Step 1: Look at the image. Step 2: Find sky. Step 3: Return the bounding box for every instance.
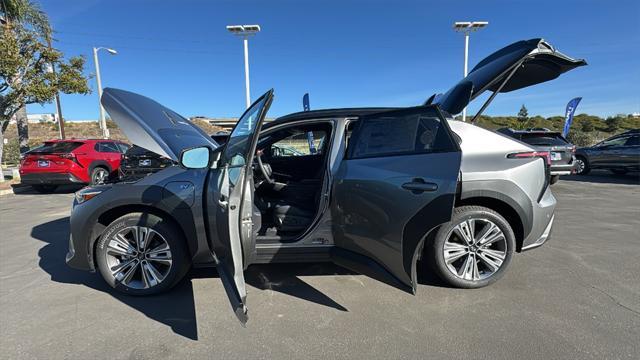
[27,0,640,120]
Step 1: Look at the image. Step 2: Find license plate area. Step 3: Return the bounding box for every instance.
[139,159,152,167]
[550,152,562,161]
[37,160,50,167]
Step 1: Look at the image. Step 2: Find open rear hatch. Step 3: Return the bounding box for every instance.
[430,38,587,119]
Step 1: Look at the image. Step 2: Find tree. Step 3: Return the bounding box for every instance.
[517,104,529,129]
[580,119,595,132]
[605,116,623,133]
[0,24,91,171]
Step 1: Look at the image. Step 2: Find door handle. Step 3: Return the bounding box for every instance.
[402,180,438,193]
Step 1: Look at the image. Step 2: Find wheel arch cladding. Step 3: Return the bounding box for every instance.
[456,196,526,252]
[89,160,113,175]
[92,204,195,263]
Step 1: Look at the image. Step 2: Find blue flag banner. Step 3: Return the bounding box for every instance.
[562,97,582,137]
[307,131,317,154]
[303,93,310,112]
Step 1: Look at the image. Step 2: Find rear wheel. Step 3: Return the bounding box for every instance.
[428,206,515,289]
[96,213,190,295]
[32,184,57,193]
[90,166,110,185]
[574,156,589,175]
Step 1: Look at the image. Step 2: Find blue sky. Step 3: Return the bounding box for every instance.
[28,0,640,120]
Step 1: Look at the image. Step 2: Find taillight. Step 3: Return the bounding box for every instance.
[571,145,576,154]
[507,151,551,165]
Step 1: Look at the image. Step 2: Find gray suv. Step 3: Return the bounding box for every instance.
[66,38,585,324]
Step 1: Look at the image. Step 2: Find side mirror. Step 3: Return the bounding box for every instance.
[180,147,211,169]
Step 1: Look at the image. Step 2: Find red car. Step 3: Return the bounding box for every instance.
[19,139,130,193]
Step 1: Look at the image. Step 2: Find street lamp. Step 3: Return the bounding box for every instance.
[92,46,117,138]
[226,24,261,108]
[453,21,488,121]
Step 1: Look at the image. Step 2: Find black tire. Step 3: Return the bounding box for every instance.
[428,205,515,289]
[32,184,58,193]
[574,156,590,175]
[610,169,628,175]
[96,212,190,295]
[550,175,560,185]
[90,166,110,185]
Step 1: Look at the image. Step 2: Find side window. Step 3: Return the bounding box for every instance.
[116,143,131,153]
[624,136,639,146]
[97,142,120,153]
[348,109,454,159]
[599,136,628,148]
[271,130,327,157]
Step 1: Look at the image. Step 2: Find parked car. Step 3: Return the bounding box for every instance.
[19,139,130,193]
[497,128,576,184]
[574,129,640,175]
[67,38,585,324]
[119,145,175,181]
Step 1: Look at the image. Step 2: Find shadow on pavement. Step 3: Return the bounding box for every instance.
[561,170,640,185]
[31,216,350,339]
[13,184,85,195]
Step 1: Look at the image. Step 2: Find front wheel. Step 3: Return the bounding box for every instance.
[96,213,190,295]
[428,206,515,289]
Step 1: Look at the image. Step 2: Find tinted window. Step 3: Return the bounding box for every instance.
[349,110,453,159]
[624,136,639,146]
[598,136,628,147]
[97,142,121,153]
[29,141,83,154]
[116,143,131,153]
[520,135,569,146]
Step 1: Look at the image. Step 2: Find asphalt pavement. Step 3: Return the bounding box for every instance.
[0,172,639,359]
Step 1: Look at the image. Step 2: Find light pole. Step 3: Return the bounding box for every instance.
[92,46,117,138]
[226,24,261,109]
[453,21,488,121]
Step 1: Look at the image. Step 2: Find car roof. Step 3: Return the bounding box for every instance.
[269,107,399,127]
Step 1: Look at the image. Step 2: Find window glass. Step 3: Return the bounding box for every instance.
[271,130,327,157]
[98,142,120,153]
[598,136,628,147]
[116,143,131,153]
[349,112,451,159]
[624,136,639,146]
[29,141,83,154]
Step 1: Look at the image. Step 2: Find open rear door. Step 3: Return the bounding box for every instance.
[331,106,461,293]
[208,90,273,325]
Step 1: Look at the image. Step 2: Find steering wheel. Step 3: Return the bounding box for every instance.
[255,149,274,184]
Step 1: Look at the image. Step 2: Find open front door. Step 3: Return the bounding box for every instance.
[209,90,273,325]
[331,106,461,293]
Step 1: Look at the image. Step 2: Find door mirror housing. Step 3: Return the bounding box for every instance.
[180,147,211,169]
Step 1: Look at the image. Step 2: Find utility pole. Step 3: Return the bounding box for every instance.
[92,47,117,139]
[453,21,489,121]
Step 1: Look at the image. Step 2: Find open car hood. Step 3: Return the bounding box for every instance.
[433,38,587,114]
[101,88,219,161]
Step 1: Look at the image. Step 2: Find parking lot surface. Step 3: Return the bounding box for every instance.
[1,173,639,359]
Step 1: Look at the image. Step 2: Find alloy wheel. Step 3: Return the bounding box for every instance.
[105,226,173,289]
[92,168,109,185]
[575,159,585,174]
[443,218,507,281]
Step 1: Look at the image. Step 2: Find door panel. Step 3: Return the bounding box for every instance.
[207,90,273,325]
[331,106,461,293]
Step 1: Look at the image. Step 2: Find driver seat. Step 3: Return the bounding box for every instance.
[272,202,314,232]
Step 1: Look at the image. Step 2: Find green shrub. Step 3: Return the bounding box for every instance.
[567,130,596,147]
[2,138,20,165]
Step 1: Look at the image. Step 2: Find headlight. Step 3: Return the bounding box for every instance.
[74,187,107,204]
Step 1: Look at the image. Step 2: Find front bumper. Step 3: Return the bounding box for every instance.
[21,172,85,185]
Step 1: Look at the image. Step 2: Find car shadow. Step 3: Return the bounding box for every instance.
[31,216,350,340]
[13,184,85,195]
[560,170,640,185]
